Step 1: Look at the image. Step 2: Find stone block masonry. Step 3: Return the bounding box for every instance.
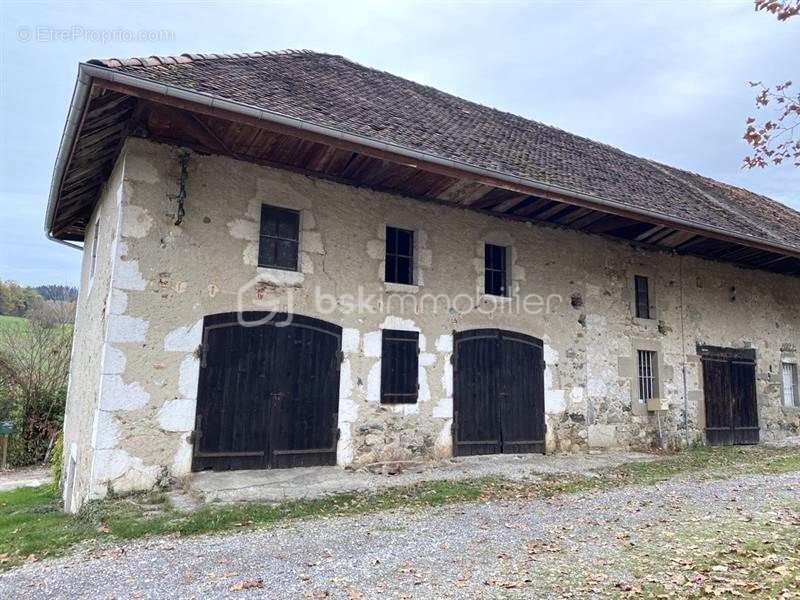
[61,137,800,512]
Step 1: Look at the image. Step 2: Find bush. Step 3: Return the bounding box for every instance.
[50,432,64,492]
[0,307,72,466]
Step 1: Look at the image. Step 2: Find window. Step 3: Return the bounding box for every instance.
[484,243,508,297]
[385,226,414,284]
[637,350,658,401]
[380,329,419,404]
[258,204,300,270]
[783,363,799,408]
[634,275,651,319]
[89,219,100,280]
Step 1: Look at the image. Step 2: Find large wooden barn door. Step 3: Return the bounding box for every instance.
[453,330,502,456]
[453,329,545,457]
[192,313,341,471]
[699,346,759,446]
[500,331,546,454]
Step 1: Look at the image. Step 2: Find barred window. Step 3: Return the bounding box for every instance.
[637,350,657,401]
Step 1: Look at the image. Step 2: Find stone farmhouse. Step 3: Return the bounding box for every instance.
[45,51,800,512]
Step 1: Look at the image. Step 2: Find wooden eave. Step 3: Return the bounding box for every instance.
[48,81,800,277]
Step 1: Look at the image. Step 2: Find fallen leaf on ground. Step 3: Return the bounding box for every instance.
[230,578,264,591]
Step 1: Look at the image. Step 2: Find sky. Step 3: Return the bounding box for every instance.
[1,0,798,287]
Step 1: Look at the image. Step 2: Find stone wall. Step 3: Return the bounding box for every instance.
[62,137,800,510]
[61,157,125,511]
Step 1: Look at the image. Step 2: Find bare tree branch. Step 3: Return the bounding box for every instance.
[743,1,800,168]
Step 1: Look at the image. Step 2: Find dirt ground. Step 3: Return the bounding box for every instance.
[0,466,50,493]
[2,469,798,599]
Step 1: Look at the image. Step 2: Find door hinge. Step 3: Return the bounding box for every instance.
[337,427,341,440]
[336,350,344,364]
[188,430,197,444]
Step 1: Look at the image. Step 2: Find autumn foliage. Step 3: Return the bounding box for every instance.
[743,1,799,168]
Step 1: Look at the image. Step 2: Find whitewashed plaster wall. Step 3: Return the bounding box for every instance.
[62,137,800,508]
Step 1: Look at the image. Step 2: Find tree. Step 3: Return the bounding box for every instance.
[0,302,73,465]
[34,285,78,303]
[0,280,40,317]
[743,1,800,168]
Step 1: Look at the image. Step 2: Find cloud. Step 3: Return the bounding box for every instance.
[1,1,797,287]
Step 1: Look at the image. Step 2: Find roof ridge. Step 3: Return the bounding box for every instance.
[87,48,324,69]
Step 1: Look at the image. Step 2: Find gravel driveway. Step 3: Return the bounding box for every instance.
[2,471,798,599]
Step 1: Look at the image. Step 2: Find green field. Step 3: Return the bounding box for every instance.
[0,315,27,330]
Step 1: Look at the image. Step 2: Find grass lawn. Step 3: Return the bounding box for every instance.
[0,315,27,331]
[0,445,798,571]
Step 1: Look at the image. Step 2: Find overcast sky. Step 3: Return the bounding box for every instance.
[1,0,798,287]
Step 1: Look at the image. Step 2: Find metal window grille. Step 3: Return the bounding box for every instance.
[783,363,799,408]
[637,350,657,401]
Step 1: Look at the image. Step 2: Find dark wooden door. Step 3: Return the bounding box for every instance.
[699,346,759,446]
[453,330,502,456]
[453,329,545,456]
[192,312,341,471]
[500,331,546,454]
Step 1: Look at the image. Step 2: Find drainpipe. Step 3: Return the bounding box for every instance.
[679,254,690,449]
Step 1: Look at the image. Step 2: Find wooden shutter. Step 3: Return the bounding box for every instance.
[380,329,419,403]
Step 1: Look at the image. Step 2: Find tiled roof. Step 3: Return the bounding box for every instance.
[89,50,800,250]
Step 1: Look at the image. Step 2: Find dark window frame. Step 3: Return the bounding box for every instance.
[380,329,419,404]
[634,275,651,319]
[385,226,415,285]
[258,204,300,271]
[484,243,509,297]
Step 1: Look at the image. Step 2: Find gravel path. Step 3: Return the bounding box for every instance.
[2,471,798,599]
[0,467,50,493]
